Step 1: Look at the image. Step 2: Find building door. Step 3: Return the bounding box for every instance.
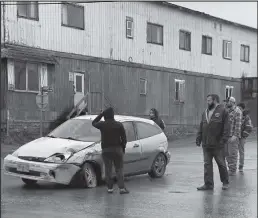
[73,73,85,109]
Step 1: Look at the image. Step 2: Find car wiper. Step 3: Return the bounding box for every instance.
[47,135,57,138]
[61,137,83,141]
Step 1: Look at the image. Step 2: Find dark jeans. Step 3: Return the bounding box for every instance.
[102,147,125,189]
[203,147,229,187]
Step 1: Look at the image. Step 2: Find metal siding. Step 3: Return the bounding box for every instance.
[1,60,8,130]
[4,49,242,126]
[3,2,256,79]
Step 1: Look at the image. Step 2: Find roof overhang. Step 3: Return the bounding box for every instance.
[1,45,58,64]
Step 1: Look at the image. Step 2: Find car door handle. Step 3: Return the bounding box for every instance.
[133,144,140,148]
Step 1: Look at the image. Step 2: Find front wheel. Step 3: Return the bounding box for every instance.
[148,153,167,178]
[80,162,98,188]
[22,178,38,186]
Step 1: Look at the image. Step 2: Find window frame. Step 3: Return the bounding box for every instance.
[61,3,85,30]
[122,121,137,142]
[134,121,163,140]
[147,22,164,46]
[179,30,191,51]
[7,59,48,93]
[223,40,232,60]
[202,35,212,55]
[225,85,234,99]
[17,1,39,21]
[175,79,185,103]
[139,78,147,96]
[126,16,133,39]
[240,44,250,63]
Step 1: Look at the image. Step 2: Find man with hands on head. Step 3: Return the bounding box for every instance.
[92,107,129,194]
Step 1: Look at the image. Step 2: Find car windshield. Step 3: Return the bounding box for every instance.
[48,119,101,142]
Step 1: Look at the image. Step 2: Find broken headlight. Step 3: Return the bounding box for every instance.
[44,152,73,163]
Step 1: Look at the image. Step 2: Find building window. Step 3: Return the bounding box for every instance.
[7,59,48,92]
[225,85,234,99]
[240,45,250,62]
[175,79,185,102]
[140,78,147,95]
[61,3,84,30]
[126,17,133,39]
[147,22,163,45]
[223,40,232,60]
[179,30,191,51]
[202,36,212,55]
[17,2,39,20]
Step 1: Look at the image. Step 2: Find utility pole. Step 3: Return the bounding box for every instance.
[40,87,43,137]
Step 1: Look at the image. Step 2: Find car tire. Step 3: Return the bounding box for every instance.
[148,153,167,178]
[80,162,98,188]
[22,178,38,186]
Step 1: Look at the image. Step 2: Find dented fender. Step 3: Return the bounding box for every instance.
[66,145,102,165]
[53,164,81,184]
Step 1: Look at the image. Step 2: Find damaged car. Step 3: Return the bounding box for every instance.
[3,115,171,188]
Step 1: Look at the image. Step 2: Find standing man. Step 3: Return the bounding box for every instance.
[225,97,243,176]
[237,102,253,173]
[196,94,230,190]
[149,108,165,130]
[92,107,129,194]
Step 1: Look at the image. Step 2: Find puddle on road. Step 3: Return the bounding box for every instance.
[168,191,188,194]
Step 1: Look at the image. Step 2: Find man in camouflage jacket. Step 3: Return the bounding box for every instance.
[237,102,253,173]
[225,97,243,176]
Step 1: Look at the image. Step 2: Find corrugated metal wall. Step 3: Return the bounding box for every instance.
[3,41,241,129]
[3,2,257,78]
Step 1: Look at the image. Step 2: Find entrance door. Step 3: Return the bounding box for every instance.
[73,73,85,109]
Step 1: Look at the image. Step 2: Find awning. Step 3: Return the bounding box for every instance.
[1,45,58,64]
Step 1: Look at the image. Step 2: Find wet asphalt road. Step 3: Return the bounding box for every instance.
[1,138,257,218]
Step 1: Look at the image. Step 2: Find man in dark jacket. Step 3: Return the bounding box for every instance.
[196,94,230,190]
[149,108,165,130]
[237,102,253,173]
[92,107,129,194]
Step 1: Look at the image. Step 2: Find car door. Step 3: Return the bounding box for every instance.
[134,121,164,171]
[122,121,143,174]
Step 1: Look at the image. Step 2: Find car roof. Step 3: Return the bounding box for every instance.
[73,114,155,125]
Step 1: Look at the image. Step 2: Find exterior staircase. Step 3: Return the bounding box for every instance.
[67,92,118,120]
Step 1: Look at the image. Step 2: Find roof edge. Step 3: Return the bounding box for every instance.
[159,2,257,32]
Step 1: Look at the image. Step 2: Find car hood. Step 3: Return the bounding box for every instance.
[14,137,95,158]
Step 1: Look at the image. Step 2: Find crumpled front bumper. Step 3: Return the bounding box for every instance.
[3,155,81,185]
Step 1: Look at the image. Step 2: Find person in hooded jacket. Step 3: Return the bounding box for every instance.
[237,102,253,173]
[149,108,165,130]
[92,107,129,194]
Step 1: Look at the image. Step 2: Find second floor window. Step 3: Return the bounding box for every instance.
[223,40,232,60]
[202,36,212,55]
[179,30,191,51]
[126,17,133,39]
[147,23,163,45]
[240,45,250,62]
[17,2,39,20]
[62,3,85,30]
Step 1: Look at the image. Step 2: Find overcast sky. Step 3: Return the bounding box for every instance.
[171,2,257,28]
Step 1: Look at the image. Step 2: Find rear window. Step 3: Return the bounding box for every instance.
[135,121,163,139]
[49,119,101,142]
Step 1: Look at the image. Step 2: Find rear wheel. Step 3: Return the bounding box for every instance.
[148,153,167,178]
[22,178,38,186]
